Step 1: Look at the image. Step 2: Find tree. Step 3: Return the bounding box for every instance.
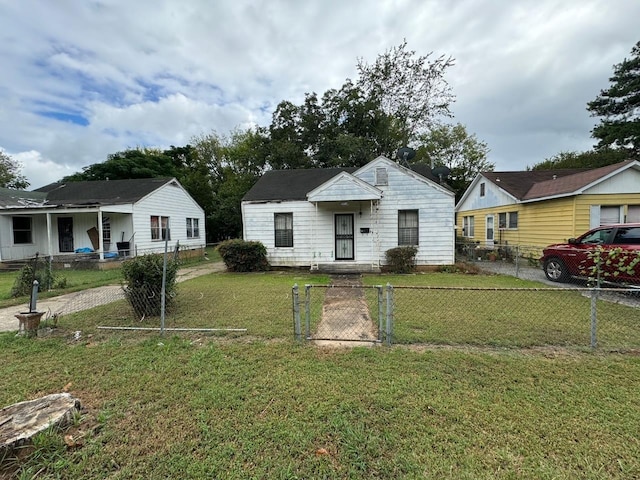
[530,148,630,170]
[190,128,269,241]
[266,41,456,170]
[587,40,640,155]
[356,40,455,145]
[415,123,492,200]
[0,150,29,189]
[63,148,178,181]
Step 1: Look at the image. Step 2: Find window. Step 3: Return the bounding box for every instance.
[498,212,507,229]
[600,206,621,225]
[613,227,640,245]
[398,210,419,245]
[150,215,170,241]
[480,182,485,197]
[13,217,32,244]
[627,205,640,223]
[274,213,293,247]
[375,167,388,186]
[498,211,518,229]
[186,218,200,238]
[102,217,111,245]
[463,216,475,237]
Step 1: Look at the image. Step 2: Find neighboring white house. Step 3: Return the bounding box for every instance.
[0,178,205,264]
[241,156,455,272]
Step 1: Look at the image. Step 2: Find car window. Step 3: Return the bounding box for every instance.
[612,227,640,245]
[580,228,613,245]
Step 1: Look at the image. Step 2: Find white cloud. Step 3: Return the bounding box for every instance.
[0,0,639,189]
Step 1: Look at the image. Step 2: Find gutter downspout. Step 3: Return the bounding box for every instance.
[46,212,53,261]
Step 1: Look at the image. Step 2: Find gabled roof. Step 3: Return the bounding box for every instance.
[242,167,357,202]
[0,188,47,208]
[480,160,639,202]
[307,171,382,202]
[242,160,444,202]
[36,177,177,206]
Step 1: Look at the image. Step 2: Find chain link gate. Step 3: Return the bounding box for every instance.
[292,284,394,345]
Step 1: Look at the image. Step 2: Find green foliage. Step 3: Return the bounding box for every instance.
[190,129,267,241]
[63,147,178,181]
[0,149,29,189]
[587,40,640,155]
[11,261,65,298]
[416,122,493,200]
[530,148,630,170]
[266,41,456,169]
[217,239,269,272]
[581,246,640,286]
[384,246,418,273]
[122,254,178,318]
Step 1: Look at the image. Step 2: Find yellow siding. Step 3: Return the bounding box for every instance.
[458,194,640,251]
[575,194,640,230]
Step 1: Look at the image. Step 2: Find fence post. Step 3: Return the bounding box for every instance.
[590,287,598,349]
[305,285,312,340]
[292,284,301,342]
[377,285,383,343]
[385,283,394,346]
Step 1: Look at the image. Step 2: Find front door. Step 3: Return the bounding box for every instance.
[485,215,494,247]
[335,214,354,260]
[58,217,74,252]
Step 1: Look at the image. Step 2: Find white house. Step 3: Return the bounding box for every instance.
[241,156,455,272]
[0,178,205,265]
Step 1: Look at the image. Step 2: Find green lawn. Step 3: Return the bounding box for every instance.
[1,270,640,478]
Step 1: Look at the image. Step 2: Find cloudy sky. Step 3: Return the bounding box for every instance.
[1,0,638,190]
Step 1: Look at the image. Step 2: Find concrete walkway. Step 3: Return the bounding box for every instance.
[0,262,226,333]
[313,275,378,347]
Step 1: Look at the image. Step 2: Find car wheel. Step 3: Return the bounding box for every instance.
[544,258,569,282]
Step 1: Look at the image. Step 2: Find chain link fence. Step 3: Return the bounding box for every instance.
[294,283,640,351]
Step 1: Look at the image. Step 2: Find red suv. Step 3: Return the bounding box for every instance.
[540,224,640,284]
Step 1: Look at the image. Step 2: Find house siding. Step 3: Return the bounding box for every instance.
[242,157,455,267]
[132,182,206,254]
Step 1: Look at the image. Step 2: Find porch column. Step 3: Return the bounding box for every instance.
[97,209,104,261]
[46,212,53,260]
[312,202,318,269]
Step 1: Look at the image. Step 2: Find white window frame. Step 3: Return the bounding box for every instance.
[463,216,475,238]
[151,215,170,241]
[12,216,33,245]
[186,218,200,238]
[398,210,419,246]
[274,213,293,248]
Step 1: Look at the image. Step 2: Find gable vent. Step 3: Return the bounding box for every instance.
[375,168,388,186]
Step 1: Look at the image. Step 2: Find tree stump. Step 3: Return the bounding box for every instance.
[0,393,81,452]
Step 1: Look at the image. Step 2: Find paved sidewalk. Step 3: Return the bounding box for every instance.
[313,275,378,347]
[0,262,226,333]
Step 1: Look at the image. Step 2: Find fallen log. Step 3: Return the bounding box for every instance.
[0,393,81,451]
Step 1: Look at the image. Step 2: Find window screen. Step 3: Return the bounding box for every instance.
[398,210,418,245]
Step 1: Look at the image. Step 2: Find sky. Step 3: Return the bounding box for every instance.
[1,0,638,190]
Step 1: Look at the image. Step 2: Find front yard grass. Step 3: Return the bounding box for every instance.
[1,270,639,478]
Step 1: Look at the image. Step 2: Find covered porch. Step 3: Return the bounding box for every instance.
[307,172,383,272]
[0,205,135,264]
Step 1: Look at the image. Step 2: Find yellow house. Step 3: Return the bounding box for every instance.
[455,160,640,254]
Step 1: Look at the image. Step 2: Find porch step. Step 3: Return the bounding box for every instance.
[0,260,28,271]
[313,263,381,274]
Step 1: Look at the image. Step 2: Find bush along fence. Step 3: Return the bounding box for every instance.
[293,283,640,351]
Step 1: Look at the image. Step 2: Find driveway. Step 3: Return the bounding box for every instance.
[0,262,226,333]
[477,260,640,307]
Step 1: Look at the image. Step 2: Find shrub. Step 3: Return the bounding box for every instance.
[217,239,269,272]
[122,254,178,318]
[385,246,418,274]
[11,259,66,298]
